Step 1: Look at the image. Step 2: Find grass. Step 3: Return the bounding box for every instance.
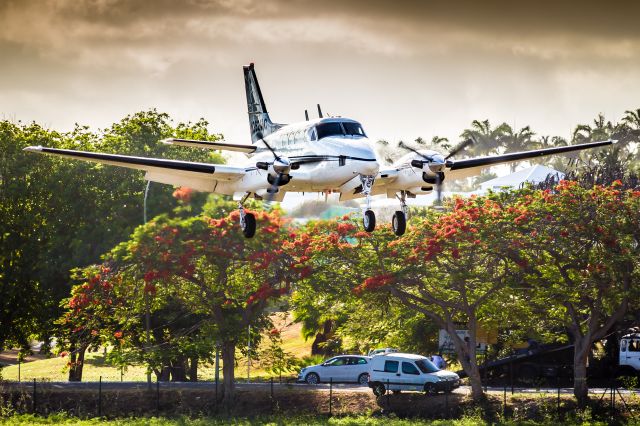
[0,413,631,425]
[0,313,313,383]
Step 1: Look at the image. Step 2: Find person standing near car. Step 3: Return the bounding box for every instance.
[430,354,446,369]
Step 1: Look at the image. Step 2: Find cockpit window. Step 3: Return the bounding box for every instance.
[316,122,344,140]
[315,121,367,140]
[343,122,366,137]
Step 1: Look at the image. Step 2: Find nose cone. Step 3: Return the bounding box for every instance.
[428,154,445,173]
[351,137,379,175]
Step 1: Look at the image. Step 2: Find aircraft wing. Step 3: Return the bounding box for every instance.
[161,138,257,153]
[23,146,246,192]
[446,139,614,181]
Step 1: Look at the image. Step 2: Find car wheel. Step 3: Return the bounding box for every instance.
[424,383,437,395]
[305,372,319,385]
[357,373,369,385]
[372,383,386,396]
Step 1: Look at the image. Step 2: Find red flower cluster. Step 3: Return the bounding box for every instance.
[172,186,193,202]
[353,273,394,295]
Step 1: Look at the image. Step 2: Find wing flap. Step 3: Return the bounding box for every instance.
[23,146,247,190]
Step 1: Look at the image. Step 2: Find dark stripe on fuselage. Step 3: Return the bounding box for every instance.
[37,147,218,174]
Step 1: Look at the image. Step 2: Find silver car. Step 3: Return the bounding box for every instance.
[298,355,371,385]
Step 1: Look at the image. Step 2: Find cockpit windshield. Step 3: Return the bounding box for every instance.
[315,121,367,140]
[316,122,343,140]
[343,122,366,137]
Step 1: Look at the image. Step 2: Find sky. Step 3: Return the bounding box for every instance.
[1,0,639,148]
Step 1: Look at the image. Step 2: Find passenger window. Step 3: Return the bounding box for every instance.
[357,358,368,365]
[622,340,627,352]
[384,360,399,373]
[402,362,420,375]
[630,340,640,352]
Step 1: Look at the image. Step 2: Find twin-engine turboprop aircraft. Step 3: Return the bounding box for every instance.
[25,64,614,238]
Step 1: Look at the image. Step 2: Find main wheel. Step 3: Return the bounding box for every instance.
[372,383,386,396]
[424,383,437,395]
[363,210,376,232]
[241,213,256,238]
[358,373,369,385]
[392,211,406,236]
[305,372,319,385]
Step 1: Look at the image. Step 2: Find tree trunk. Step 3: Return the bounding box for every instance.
[221,340,236,409]
[189,356,198,382]
[573,339,591,407]
[157,366,171,382]
[68,345,87,382]
[170,355,188,382]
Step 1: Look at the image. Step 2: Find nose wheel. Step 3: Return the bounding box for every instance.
[360,175,376,233]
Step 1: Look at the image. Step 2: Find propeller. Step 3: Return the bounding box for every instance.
[398,138,475,205]
[254,133,291,202]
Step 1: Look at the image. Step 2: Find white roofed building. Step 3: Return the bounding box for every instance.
[477,165,564,194]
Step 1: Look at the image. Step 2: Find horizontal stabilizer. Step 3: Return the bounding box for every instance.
[161,138,256,153]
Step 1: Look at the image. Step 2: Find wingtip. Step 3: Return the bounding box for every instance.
[23,145,43,152]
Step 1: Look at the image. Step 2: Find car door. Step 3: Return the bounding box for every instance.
[347,356,369,382]
[399,361,423,391]
[322,356,348,382]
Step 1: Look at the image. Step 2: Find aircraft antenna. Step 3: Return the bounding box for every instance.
[305,110,309,121]
[317,104,323,118]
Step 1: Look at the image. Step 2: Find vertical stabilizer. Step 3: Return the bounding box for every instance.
[243,64,283,143]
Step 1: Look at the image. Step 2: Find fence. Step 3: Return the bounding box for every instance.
[1,376,639,421]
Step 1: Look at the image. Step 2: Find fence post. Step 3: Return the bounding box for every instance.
[98,376,102,417]
[32,378,36,414]
[557,376,561,419]
[445,386,449,418]
[329,377,332,416]
[386,378,390,410]
[156,380,160,416]
[18,360,20,383]
[270,377,274,413]
[503,383,507,418]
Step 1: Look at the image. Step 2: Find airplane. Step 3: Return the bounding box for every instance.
[24,63,614,238]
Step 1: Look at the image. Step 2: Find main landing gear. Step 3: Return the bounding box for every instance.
[238,194,256,238]
[392,192,408,236]
[360,175,376,232]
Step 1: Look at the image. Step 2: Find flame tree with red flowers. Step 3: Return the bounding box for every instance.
[512,181,640,406]
[108,207,300,405]
[56,264,123,381]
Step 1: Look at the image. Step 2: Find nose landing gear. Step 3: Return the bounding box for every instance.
[360,175,376,232]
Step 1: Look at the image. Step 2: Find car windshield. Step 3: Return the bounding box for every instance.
[415,359,440,373]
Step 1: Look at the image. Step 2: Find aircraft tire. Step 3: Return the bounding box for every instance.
[242,213,256,238]
[363,210,376,232]
[392,211,406,236]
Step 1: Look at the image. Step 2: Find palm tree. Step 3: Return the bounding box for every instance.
[460,119,509,156]
[501,125,537,172]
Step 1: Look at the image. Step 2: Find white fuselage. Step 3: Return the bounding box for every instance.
[215,117,384,199]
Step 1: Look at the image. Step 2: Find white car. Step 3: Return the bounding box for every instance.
[298,355,371,385]
[368,353,460,396]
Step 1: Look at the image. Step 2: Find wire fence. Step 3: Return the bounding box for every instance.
[1,376,639,421]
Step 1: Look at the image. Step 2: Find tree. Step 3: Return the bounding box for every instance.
[460,119,510,156]
[109,208,302,405]
[517,181,640,405]
[500,125,536,172]
[0,111,224,353]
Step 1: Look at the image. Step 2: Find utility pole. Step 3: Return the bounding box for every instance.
[143,180,152,390]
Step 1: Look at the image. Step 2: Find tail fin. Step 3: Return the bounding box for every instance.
[243,63,283,143]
